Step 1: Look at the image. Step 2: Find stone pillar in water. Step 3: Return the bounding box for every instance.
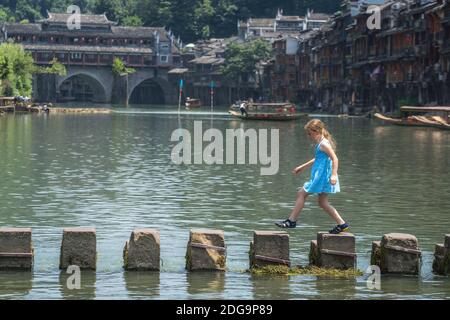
[433,234,450,275]
[249,231,290,268]
[371,241,381,266]
[123,229,160,271]
[186,229,227,271]
[372,233,421,275]
[60,227,97,270]
[0,228,34,270]
[309,232,356,269]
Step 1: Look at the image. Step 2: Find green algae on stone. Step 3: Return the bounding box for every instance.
[249,265,363,278]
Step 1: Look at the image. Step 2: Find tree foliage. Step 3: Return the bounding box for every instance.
[112,57,136,76]
[0,42,34,96]
[221,38,271,83]
[0,43,67,96]
[34,58,67,76]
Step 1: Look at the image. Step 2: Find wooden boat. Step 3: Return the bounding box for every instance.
[374,106,450,130]
[229,102,308,121]
[0,97,16,112]
[0,97,54,113]
[185,98,201,109]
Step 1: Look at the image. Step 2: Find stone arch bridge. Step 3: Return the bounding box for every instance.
[36,66,177,105]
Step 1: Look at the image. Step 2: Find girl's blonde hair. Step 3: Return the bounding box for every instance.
[304,119,337,150]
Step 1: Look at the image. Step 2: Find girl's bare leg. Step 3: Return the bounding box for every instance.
[318,193,346,225]
[288,188,310,221]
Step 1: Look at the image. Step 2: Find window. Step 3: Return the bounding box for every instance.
[70,52,82,60]
[160,55,168,63]
[57,53,66,61]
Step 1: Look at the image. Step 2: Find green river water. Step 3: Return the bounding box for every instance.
[0,105,449,299]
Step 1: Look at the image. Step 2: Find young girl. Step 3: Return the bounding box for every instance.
[276,119,349,234]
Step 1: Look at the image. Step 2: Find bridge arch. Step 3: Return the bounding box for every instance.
[57,72,108,103]
[128,75,174,105]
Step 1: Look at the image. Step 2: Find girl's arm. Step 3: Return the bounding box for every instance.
[320,143,339,185]
[292,158,315,174]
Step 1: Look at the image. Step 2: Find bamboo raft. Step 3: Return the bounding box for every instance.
[229,102,308,121]
[374,106,450,130]
[48,108,112,114]
[0,106,112,114]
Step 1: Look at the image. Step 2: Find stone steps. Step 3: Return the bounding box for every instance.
[1,227,449,277]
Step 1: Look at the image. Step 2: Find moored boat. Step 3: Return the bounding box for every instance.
[229,102,308,121]
[185,98,202,109]
[0,97,16,112]
[374,106,450,130]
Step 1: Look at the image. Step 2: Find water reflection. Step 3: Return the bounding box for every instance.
[186,271,225,297]
[312,276,357,300]
[251,274,291,300]
[377,275,423,298]
[58,270,96,300]
[0,271,33,299]
[123,271,160,299]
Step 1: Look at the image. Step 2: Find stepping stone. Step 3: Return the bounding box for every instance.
[433,235,450,276]
[432,243,447,275]
[371,241,381,266]
[124,229,160,271]
[379,233,421,275]
[249,231,290,268]
[60,227,96,270]
[309,240,318,266]
[0,228,34,270]
[314,232,356,270]
[186,229,226,271]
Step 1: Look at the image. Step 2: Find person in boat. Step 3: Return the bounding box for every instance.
[275,119,350,234]
[239,101,248,117]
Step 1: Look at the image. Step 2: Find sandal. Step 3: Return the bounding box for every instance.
[329,223,349,234]
[275,219,297,228]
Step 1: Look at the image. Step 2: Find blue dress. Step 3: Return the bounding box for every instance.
[302,138,340,194]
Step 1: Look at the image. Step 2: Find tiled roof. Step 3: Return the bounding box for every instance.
[248,18,275,27]
[42,12,115,25]
[22,43,153,54]
[112,27,169,40]
[308,13,330,21]
[4,23,42,34]
[4,23,169,40]
[277,15,303,21]
[189,56,224,65]
[168,68,189,74]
